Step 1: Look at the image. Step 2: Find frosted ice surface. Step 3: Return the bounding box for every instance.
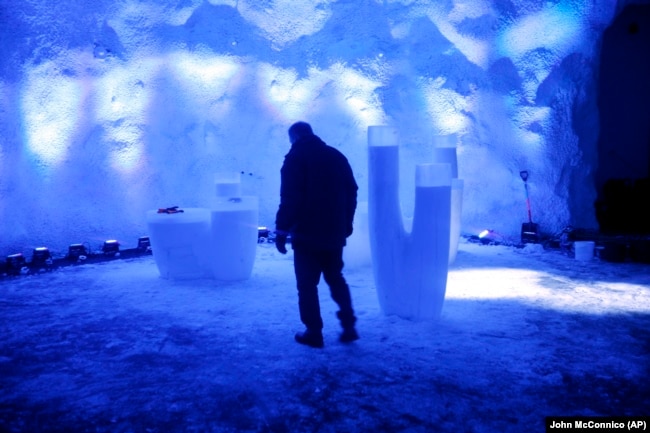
[146,208,211,280]
[343,202,371,269]
[207,197,259,281]
[449,179,464,265]
[215,182,242,198]
[431,147,459,179]
[214,173,243,198]
[145,197,259,281]
[0,1,613,258]
[368,127,452,321]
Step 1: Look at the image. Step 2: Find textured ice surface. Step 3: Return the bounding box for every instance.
[1,241,649,431]
[450,179,464,264]
[0,0,636,257]
[146,208,211,280]
[343,202,372,270]
[207,197,258,281]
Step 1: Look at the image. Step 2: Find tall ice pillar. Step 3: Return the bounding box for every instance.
[208,172,258,281]
[432,139,463,265]
[449,179,464,264]
[368,126,452,320]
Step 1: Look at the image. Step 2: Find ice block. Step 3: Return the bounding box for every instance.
[368,126,452,320]
[207,196,259,281]
[146,208,211,279]
[449,179,464,264]
[343,201,372,269]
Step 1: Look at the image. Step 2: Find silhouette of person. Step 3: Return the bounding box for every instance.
[275,121,359,348]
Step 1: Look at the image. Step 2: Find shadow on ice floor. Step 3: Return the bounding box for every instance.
[1,241,649,432]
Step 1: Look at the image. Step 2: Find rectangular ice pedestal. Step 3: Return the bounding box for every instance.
[146,208,211,279]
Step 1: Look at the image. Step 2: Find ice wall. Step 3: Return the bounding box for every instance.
[0,0,643,257]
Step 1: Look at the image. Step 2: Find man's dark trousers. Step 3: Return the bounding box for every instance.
[293,246,356,332]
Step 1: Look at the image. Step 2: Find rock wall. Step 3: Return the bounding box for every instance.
[0,0,643,256]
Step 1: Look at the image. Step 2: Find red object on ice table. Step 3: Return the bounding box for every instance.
[157,206,184,214]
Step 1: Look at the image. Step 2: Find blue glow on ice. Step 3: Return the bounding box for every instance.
[20,68,84,167]
[94,61,157,174]
[258,64,319,121]
[0,0,609,258]
[169,52,240,102]
[497,3,583,61]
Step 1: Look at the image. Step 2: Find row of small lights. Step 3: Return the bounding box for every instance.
[1,237,152,277]
[2,227,278,277]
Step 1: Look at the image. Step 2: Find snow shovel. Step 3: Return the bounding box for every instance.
[520,170,540,244]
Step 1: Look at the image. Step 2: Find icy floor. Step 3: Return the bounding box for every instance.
[1,240,649,432]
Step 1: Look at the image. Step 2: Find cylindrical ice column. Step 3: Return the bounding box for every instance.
[431,137,463,264]
[343,201,372,269]
[368,127,405,315]
[449,179,464,265]
[146,208,211,279]
[368,126,452,320]
[408,163,451,319]
[208,172,258,281]
[215,172,242,198]
[431,146,458,179]
[208,196,258,281]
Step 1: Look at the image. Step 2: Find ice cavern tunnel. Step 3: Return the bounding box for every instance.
[1,0,649,258]
[2,1,650,432]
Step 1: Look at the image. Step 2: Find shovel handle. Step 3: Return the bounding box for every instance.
[524,183,533,223]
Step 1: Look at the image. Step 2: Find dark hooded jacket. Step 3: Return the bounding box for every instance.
[275,133,358,250]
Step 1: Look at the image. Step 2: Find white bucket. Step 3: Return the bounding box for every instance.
[574,241,595,261]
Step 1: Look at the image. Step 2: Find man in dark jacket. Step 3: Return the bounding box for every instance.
[275,121,359,348]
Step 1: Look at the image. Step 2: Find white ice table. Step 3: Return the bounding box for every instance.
[146,208,211,280]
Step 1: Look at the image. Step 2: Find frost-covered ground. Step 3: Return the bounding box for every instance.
[1,239,649,432]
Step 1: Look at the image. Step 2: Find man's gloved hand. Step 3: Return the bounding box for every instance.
[274,231,288,254]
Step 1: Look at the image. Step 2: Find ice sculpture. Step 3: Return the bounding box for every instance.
[207,173,258,281]
[146,208,211,279]
[431,141,464,265]
[431,137,458,178]
[368,126,452,320]
[146,172,258,281]
[214,172,243,198]
[449,179,464,264]
[343,201,372,269]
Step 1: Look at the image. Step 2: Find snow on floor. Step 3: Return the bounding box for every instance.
[1,239,649,432]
